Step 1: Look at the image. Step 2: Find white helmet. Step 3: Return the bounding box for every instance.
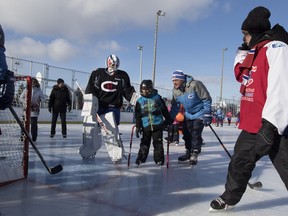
[106,54,120,75]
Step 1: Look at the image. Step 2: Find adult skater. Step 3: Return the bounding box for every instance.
[210,6,288,212]
[48,78,71,138]
[169,70,212,165]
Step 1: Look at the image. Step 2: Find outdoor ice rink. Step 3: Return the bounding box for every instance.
[0,123,287,216]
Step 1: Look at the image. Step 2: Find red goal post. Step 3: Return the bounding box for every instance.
[0,75,32,186]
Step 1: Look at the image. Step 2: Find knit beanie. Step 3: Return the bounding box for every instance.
[172,70,185,81]
[57,78,64,84]
[241,6,271,33]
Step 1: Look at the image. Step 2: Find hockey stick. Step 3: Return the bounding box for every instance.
[166,125,171,168]
[127,125,136,167]
[9,106,63,174]
[209,125,262,189]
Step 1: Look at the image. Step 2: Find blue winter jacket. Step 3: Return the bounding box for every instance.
[135,90,172,131]
[170,75,212,120]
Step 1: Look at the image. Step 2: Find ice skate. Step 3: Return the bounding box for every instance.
[190,150,199,165]
[178,150,190,164]
[156,161,164,166]
[209,197,234,212]
[135,158,143,167]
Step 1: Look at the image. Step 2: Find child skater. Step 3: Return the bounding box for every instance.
[134,80,173,166]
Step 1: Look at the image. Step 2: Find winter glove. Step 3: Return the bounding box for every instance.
[136,127,142,138]
[238,42,250,50]
[48,107,51,113]
[255,119,278,157]
[163,123,170,132]
[202,114,212,127]
[163,119,172,131]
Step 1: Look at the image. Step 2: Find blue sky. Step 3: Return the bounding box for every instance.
[1,0,288,101]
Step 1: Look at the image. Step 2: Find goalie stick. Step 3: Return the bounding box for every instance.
[9,106,63,175]
[209,125,263,190]
[95,111,125,150]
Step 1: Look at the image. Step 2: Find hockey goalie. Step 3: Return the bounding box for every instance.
[79,54,138,163]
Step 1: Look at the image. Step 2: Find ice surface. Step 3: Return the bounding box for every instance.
[0,123,287,216]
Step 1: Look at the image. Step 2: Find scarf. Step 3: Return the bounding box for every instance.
[239,40,270,95]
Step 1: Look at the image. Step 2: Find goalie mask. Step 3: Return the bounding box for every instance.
[106,54,120,75]
[140,79,154,97]
[0,70,15,110]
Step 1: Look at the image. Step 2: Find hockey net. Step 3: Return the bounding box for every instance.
[0,75,32,186]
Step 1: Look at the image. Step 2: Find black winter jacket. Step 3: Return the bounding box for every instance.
[48,85,71,113]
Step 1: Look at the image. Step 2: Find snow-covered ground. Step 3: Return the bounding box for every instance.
[0,123,287,216]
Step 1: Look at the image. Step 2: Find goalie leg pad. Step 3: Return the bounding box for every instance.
[100,112,124,162]
[79,116,102,159]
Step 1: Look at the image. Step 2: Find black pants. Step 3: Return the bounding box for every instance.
[182,119,204,153]
[31,117,38,141]
[50,112,67,135]
[137,129,164,164]
[221,130,288,205]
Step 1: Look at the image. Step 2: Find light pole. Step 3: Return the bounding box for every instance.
[137,45,143,84]
[152,10,166,86]
[220,48,228,103]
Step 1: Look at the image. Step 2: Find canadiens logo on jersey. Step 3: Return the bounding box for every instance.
[188,94,194,99]
[101,81,118,92]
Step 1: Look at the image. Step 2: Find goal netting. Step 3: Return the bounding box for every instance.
[0,75,32,185]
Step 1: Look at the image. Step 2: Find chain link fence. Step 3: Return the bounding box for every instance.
[6,56,240,115]
[7,56,174,109]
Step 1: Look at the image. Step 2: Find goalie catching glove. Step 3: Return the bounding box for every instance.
[0,70,15,110]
